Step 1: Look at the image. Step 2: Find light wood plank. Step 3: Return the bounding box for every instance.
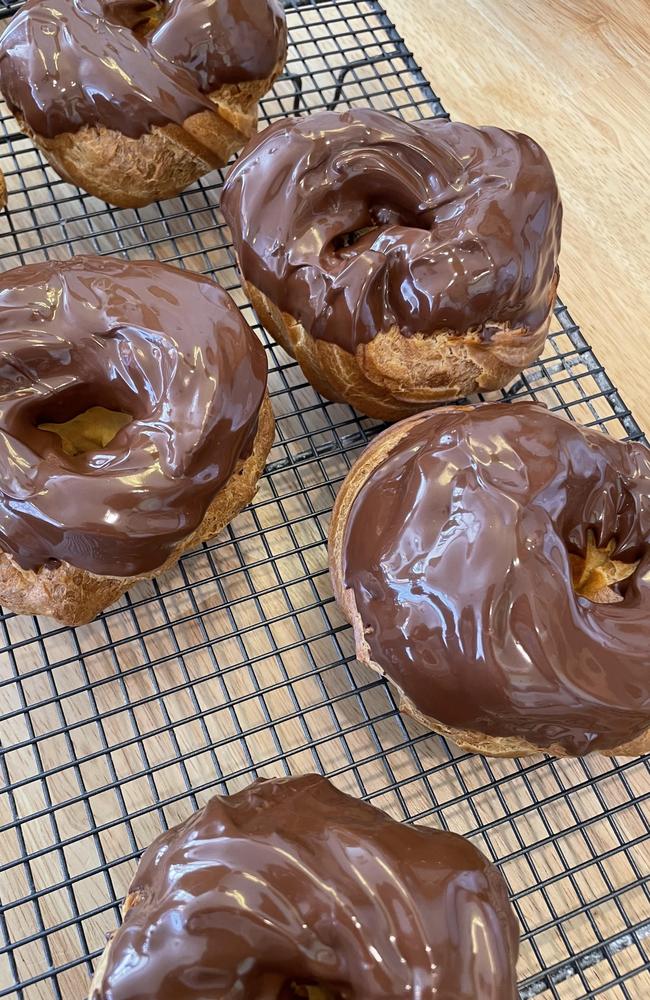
[383,0,650,432]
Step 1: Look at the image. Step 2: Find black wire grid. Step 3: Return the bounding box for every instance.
[0,1,648,998]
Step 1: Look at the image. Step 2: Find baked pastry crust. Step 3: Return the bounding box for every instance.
[328,410,649,757]
[0,396,274,626]
[246,276,558,422]
[19,65,284,208]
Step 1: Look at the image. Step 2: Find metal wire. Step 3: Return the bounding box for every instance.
[0,1,648,998]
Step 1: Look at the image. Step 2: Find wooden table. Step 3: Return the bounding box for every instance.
[383,0,650,433]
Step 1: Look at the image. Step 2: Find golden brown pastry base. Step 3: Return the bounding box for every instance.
[0,395,275,627]
[328,410,649,758]
[246,273,558,422]
[0,170,6,209]
[20,58,284,208]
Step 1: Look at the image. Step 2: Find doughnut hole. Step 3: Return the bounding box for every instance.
[331,205,423,259]
[570,530,640,604]
[332,226,379,255]
[39,407,132,456]
[281,982,344,1000]
[29,383,137,457]
[104,0,167,35]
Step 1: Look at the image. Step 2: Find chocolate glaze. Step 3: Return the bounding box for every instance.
[90,774,519,999]
[222,108,562,351]
[340,402,650,754]
[0,0,287,139]
[0,256,267,577]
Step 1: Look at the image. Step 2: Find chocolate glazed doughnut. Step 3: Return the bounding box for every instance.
[0,256,274,626]
[222,108,562,421]
[0,0,287,207]
[330,403,650,757]
[89,774,520,999]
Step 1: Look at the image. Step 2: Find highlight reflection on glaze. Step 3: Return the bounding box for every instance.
[222,108,562,349]
[341,403,650,754]
[0,0,287,138]
[90,774,519,999]
[0,256,267,577]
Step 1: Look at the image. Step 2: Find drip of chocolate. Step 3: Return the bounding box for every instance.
[340,402,650,754]
[90,774,519,999]
[0,0,287,139]
[0,256,268,577]
[222,108,562,349]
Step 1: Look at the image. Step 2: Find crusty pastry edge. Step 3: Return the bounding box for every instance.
[244,271,558,422]
[18,55,285,208]
[88,889,144,1000]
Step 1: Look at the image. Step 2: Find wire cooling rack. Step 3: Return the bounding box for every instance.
[0,1,648,998]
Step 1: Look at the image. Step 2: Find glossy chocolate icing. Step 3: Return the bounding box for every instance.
[340,402,650,754]
[90,773,519,999]
[222,108,562,351]
[0,0,287,139]
[0,256,267,577]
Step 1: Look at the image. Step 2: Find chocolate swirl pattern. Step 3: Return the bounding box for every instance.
[331,402,650,756]
[89,774,520,999]
[222,108,562,419]
[0,0,287,138]
[223,108,562,348]
[0,256,268,579]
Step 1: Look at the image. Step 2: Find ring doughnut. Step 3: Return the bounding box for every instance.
[0,255,274,625]
[89,773,519,999]
[222,108,562,420]
[329,402,650,756]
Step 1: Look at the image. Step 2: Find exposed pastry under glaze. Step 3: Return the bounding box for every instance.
[223,108,562,420]
[0,0,287,206]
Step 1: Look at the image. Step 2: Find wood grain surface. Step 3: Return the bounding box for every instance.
[383,0,650,433]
